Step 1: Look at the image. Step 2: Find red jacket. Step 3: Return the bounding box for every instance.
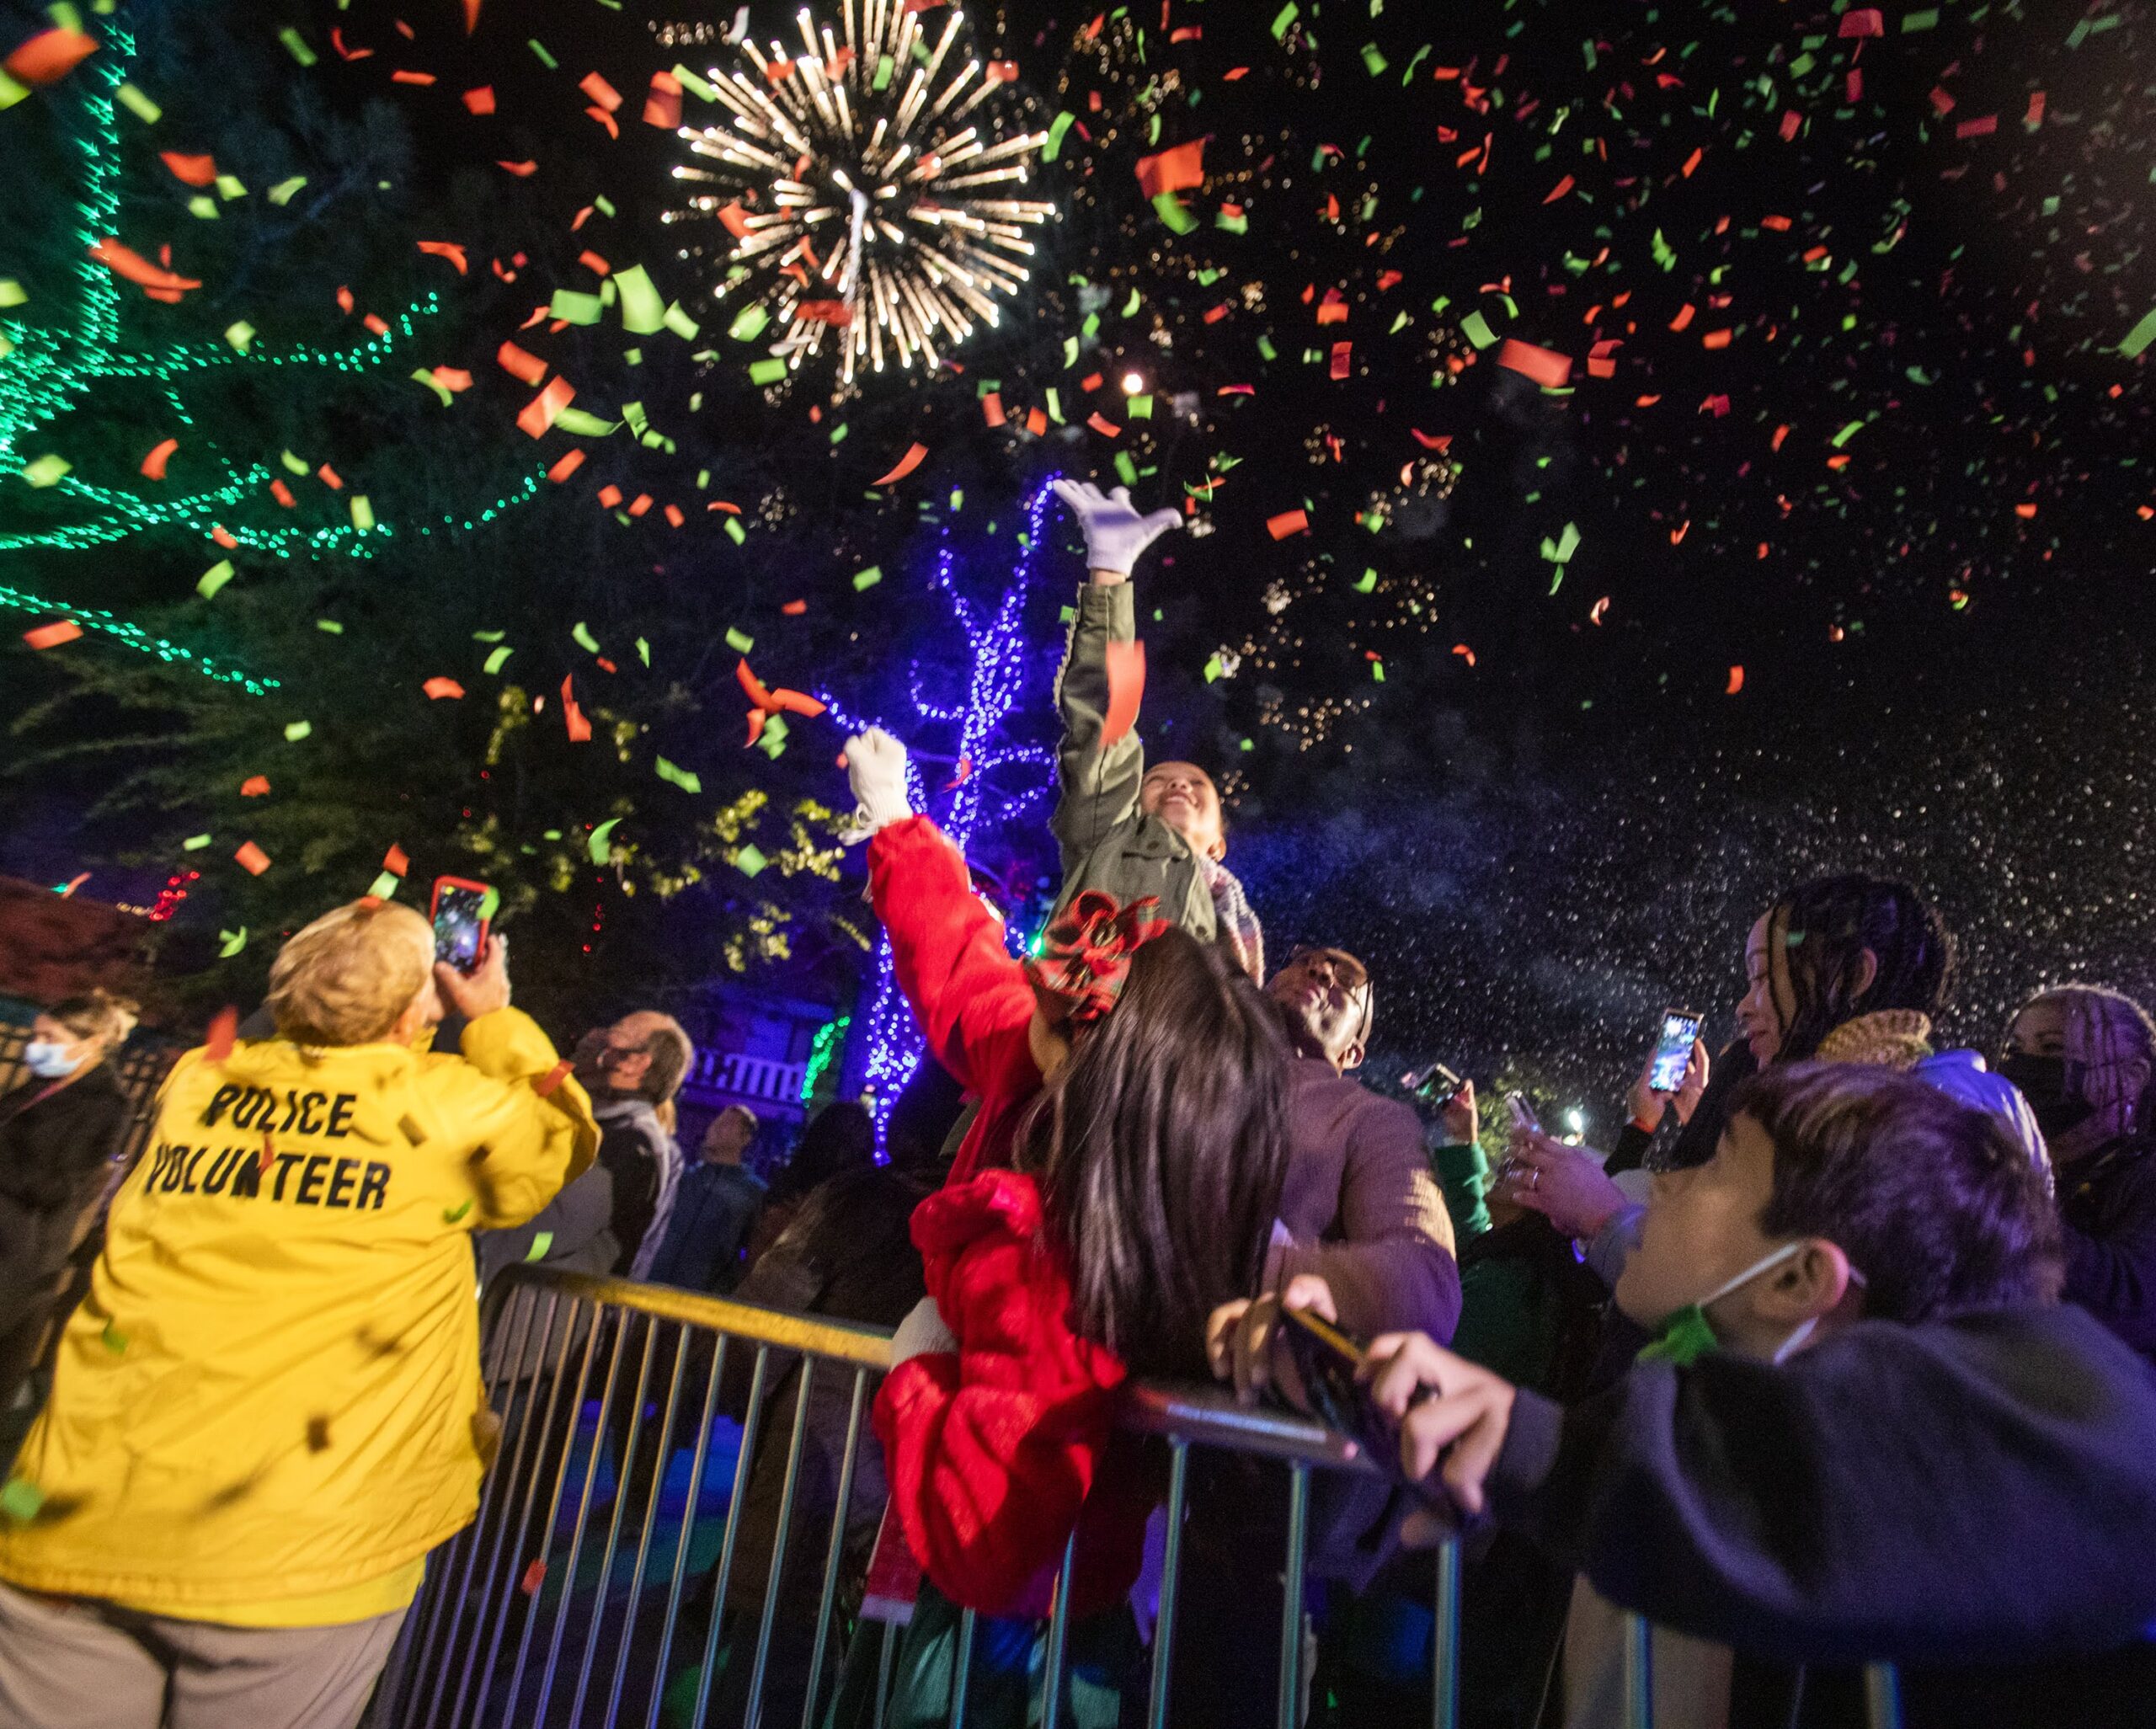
[869,814,1040,1183]
[867,816,1149,1617]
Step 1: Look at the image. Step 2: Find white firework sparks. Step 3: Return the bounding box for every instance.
[665,2,1054,383]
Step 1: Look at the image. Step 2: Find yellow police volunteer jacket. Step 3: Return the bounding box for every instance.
[0,1007,598,1617]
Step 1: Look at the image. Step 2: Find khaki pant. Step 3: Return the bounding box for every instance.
[0,1580,405,1729]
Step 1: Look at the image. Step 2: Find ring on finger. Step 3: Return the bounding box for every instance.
[1529,1166,1540,1192]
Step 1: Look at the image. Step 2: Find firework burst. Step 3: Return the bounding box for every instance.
[665,2,1054,383]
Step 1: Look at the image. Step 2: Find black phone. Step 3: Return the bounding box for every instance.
[1402,1060,1465,1105]
[1647,1007,1704,1094]
[430,876,492,974]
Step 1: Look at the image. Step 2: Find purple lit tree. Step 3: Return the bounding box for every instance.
[819,478,1064,1127]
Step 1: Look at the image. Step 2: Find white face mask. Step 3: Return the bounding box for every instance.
[24,1041,83,1080]
[1640,1239,1862,1368]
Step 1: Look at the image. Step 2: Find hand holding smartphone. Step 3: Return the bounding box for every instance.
[1646,1007,1704,1094]
[430,876,494,975]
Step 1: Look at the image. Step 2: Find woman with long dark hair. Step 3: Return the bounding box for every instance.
[839,728,1292,1726]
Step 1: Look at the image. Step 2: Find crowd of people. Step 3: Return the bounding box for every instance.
[0,482,2152,1727]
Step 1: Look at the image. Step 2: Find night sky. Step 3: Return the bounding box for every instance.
[5,0,2154,1129]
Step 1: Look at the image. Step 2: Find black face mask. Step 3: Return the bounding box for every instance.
[1997,1052,2098,1140]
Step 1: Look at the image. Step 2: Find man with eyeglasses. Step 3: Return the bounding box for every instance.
[1169,944,1462,1725]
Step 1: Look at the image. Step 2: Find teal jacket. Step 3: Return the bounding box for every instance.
[1050,581,1217,941]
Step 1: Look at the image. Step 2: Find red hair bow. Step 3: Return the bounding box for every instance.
[1025,891,1171,1026]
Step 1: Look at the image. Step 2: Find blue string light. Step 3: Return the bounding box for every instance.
[827,478,1063,1128]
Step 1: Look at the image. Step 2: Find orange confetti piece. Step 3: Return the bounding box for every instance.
[782,599,808,616]
[597,484,624,508]
[363,313,389,335]
[465,0,483,31]
[462,85,494,114]
[159,152,217,187]
[872,442,929,485]
[240,775,271,797]
[87,238,200,295]
[496,341,548,385]
[1725,665,1746,696]
[546,450,586,483]
[430,367,473,392]
[269,479,296,509]
[1542,174,1575,204]
[520,1559,548,1595]
[1086,412,1123,437]
[981,392,1006,428]
[533,1060,574,1099]
[576,249,611,277]
[23,620,83,650]
[383,844,409,876]
[1134,137,1206,199]
[141,437,179,480]
[1266,509,1310,540]
[516,376,576,439]
[1495,339,1572,389]
[2014,502,2037,519]
[1701,328,1733,350]
[579,71,622,111]
[1452,643,1477,667]
[423,677,466,700]
[233,841,272,876]
[1102,640,1146,745]
[204,1006,239,1064]
[643,70,682,129]
[1669,303,1696,333]
[391,70,438,86]
[3,28,96,86]
[496,160,538,177]
[561,675,591,744]
[417,241,469,275]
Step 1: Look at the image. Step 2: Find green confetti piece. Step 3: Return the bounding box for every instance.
[588,817,622,863]
[655,756,702,793]
[673,63,718,102]
[411,368,453,407]
[572,621,601,654]
[277,25,318,66]
[284,720,312,742]
[472,629,506,643]
[1203,653,1225,683]
[483,646,513,675]
[524,1230,554,1262]
[317,619,344,633]
[215,173,247,201]
[0,70,25,113]
[547,289,605,326]
[1830,419,1866,449]
[0,280,26,307]
[182,834,211,851]
[1043,110,1075,161]
[1215,207,1249,234]
[852,565,883,590]
[2118,307,2156,360]
[1126,393,1154,419]
[662,302,700,339]
[1354,567,1378,593]
[636,638,651,667]
[20,454,70,488]
[734,844,769,878]
[1257,334,1278,360]
[349,496,374,531]
[756,714,789,759]
[443,1198,474,1223]
[1371,659,1386,682]
[101,1320,128,1353]
[728,304,771,342]
[528,39,558,69]
[873,53,895,91]
[267,175,307,206]
[280,450,308,476]
[366,870,399,899]
[1271,1,1299,39]
[1360,42,1388,74]
[1044,387,1065,423]
[724,516,746,545]
[748,357,788,386]
[1,1479,44,1523]
[196,558,234,599]
[613,264,665,335]
[725,627,755,654]
[1460,309,1498,350]
[222,321,255,355]
[593,195,617,219]
[115,82,161,123]
[218,926,248,956]
[551,407,619,437]
[1113,450,1139,487]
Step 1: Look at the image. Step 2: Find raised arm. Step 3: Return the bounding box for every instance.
[1048,481,1181,880]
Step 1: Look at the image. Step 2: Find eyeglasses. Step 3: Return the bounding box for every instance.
[1285,947,1375,1039]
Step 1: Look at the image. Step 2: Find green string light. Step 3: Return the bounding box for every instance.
[1,19,542,691]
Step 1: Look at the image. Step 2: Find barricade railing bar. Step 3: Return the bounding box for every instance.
[374,1267,1905,1729]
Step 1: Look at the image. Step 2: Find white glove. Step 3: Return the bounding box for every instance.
[1051,478,1182,577]
[889,1294,958,1366]
[841,727,913,843]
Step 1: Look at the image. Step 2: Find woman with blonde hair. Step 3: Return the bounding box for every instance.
[0,989,138,1435]
[0,899,598,1729]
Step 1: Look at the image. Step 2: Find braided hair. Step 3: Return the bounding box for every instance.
[2014,985,2156,1141]
[1769,875,1955,1063]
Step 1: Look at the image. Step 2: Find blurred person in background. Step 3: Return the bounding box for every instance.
[0,902,595,1729]
[568,1010,693,1279]
[646,1104,763,1294]
[0,989,137,1460]
[2000,984,2156,1361]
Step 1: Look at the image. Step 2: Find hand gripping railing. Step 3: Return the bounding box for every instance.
[373,1267,1905,1729]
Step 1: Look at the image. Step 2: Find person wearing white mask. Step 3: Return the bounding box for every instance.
[0,990,138,1447]
[1265,1065,2156,1729]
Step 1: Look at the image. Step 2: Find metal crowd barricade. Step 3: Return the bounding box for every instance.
[376,1267,1905,1729]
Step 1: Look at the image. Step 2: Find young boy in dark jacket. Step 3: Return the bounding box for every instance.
[1352,1063,2156,1729]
